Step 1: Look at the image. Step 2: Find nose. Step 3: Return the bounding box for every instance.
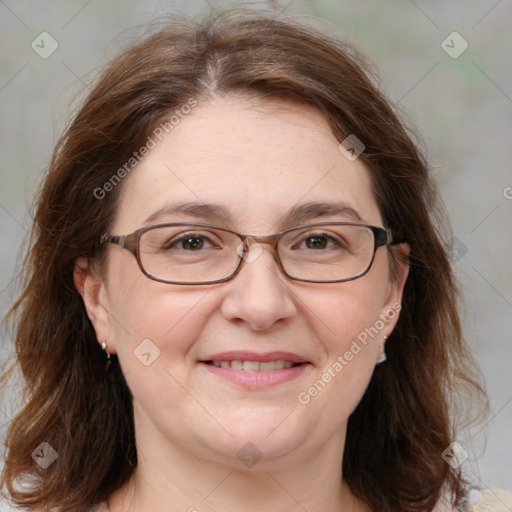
[220,241,297,331]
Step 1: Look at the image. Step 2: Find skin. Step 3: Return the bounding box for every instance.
[75,95,409,512]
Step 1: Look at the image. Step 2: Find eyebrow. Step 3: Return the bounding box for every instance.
[143,202,231,226]
[142,200,364,227]
[282,201,364,225]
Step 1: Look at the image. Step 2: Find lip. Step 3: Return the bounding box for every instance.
[199,351,311,389]
[200,362,310,388]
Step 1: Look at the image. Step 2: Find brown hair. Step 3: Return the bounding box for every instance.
[1,9,486,512]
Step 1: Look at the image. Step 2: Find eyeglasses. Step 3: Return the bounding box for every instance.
[100,222,393,285]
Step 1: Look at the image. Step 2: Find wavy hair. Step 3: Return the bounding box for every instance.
[1,9,486,512]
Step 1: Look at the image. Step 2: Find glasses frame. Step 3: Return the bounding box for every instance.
[100,222,394,285]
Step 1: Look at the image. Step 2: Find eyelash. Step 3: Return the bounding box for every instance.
[163,232,219,250]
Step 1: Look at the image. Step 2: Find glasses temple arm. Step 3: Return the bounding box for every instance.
[100,234,127,247]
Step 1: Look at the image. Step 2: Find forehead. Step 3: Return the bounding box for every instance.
[114,95,381,233]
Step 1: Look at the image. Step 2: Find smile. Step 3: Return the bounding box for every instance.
[205,359,298,371]
[200,351,311,388]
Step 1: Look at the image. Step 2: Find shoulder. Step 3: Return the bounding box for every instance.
[434,488,512,512]
[466,488,512,511]
[0,503,109,512]
[90,503,109,512]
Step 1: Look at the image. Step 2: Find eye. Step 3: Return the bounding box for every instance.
[304,235,330,250]
[293,232,346,250]
[164,233,218,251]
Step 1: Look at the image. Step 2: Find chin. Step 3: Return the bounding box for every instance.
[188,411,310,467]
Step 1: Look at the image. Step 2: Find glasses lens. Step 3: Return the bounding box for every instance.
[278,224,376,282]
[139,225,241,283]
[137,223,378,284]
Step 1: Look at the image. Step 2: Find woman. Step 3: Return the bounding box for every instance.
[1,9,504,512]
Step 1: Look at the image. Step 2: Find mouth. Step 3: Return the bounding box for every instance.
[204,359,302,371]
[199,351,311,388]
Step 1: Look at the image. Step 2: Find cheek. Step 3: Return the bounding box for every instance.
[107,280,222,427]
[306,277,388,354]
[296,281,388,414]
[107,264,218,372]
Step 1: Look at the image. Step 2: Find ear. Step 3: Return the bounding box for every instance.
[74,256,116,353]
[381,243,410,335]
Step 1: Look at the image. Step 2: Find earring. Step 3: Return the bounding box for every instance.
[376,336,387,364]
[100,340,111,370]
[100,340,110,358]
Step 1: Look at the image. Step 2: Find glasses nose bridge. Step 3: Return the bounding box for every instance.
[238,232,281,256]
[244,232,279,246]
[234,232,284,281]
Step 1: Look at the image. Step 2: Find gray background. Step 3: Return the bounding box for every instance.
[1,0,511,493]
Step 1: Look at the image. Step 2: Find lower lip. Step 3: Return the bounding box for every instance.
[200,362,310,388]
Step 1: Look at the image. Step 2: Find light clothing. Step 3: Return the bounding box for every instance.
[466,488,512,511]
[90,503,109,512]
[2,489,512,511]
[89,489,512,511]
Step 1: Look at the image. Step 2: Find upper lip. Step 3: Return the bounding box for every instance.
[201,351,309,364]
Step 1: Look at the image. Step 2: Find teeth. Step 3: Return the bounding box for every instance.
[209,359,298,371]
[274,359,285,370]
[243,360,260,371]
[259,361,275,371]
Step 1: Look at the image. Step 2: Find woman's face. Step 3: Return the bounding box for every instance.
[84,95,407,470]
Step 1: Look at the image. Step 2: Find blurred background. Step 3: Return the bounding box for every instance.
[1,0,511,493]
